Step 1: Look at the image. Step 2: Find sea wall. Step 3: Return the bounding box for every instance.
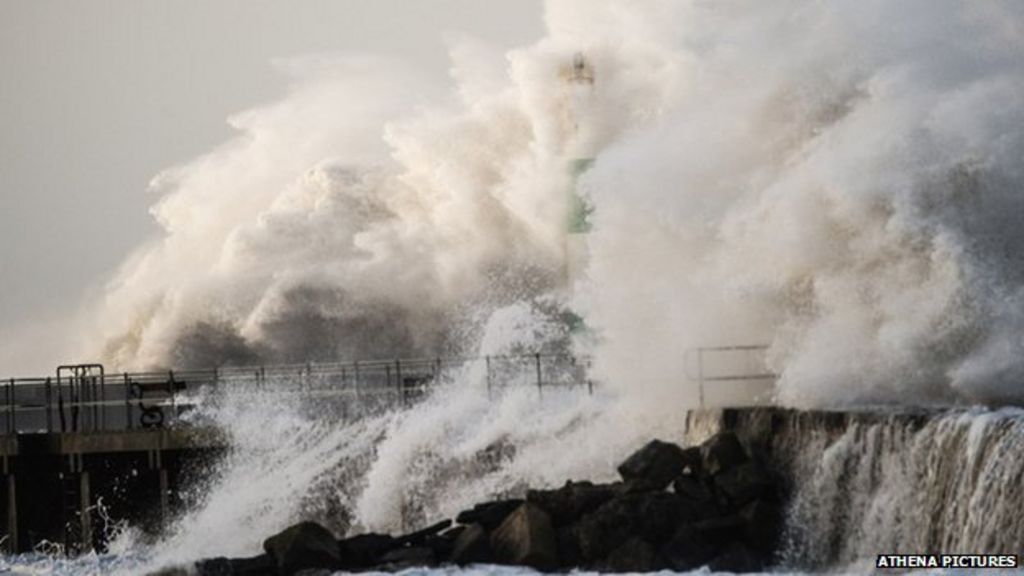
[690,406,1024,569]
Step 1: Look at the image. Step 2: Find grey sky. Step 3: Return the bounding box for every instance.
[0,0,543,374]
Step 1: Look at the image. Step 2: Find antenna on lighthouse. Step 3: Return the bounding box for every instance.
[562,52,595,86]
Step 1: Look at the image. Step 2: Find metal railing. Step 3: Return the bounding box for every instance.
[0,353,594,435]
[684,345,777,408]
[0,345,779,433]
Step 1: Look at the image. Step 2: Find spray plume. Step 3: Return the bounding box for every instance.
[72,2,1024,572]
[92,0,1024,407]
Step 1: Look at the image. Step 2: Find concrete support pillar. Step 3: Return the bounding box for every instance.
[149,449,169,525]
[79,471,91,551]
[158,468,169,522]
[6,473,16,553]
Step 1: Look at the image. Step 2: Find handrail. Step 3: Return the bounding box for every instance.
[0,352,594,435]
[684,345,777,408]
[0,346,779,432]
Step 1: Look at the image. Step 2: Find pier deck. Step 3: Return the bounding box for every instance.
[0,350,772,554]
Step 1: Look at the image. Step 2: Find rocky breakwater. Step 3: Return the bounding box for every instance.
[171,432,783,575]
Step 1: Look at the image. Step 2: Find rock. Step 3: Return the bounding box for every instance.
[678,446,703,477]
[423,534,456,561]
[700,432,749,476]
[713,461,775,507]
[555,525,581,568]
[708,541,763,573]
[231,554,278,575]
[600,537,660,573]
[440,525,466,540]
[690,515,745,550]
[489,503,559,570]
[672,475,718,510]
[659,525,716,571]
[574,492,697,562]
[338,533,396,568]
[740,498,783,554]
[527,481,623,526]
[263,521,341,574]
[450,523,491,565]
[394,519,452,546]
[457,499,524,531]
[147,566,193,576]
[377,546,437,570]
[194,558,232,576]
[617,440,689,489]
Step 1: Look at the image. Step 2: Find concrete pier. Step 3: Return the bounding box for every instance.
[0,355,603,554]
[0,428,224,553]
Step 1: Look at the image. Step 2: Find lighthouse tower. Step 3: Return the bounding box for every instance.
[561,52,596,292]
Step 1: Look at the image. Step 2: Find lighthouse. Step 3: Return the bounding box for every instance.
[561,52,596,292]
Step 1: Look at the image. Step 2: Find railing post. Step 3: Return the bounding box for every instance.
[354,361,361,400]
[124,373,133,430]
[7,378,13,435]
[168,370,177,423]
[45,377,53,433]
[394,360,403,405]
[697,348,705,409]
[92,375,100,431]
[71,369,79,433]
[57,374,66,433]
[99,374,106,431]
[99,373,107,431]
[534,353,543,398]
[485,356,492,398]
[6,468,17,554]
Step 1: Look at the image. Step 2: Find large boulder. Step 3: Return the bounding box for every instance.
[713,461,775,508]
[457,499,523,531]
[600,537,661,573]
[739,498,783,554]
[574,492,698,562]
[193,558,232,576]
[422,533,456,562]
[376,546,437,570]
[193,554,276,576]
[708,541,763,573]
[678,446,703,476]
[555,525,581,568]
[617,440,690,489]
[689,515,745,550]
[231,555,278,576]
[659,525,716,571]
[394,519,452,546]
[450,523,491,565]
[263,522,341,575]
[338,533,396,568]
[489,503,559,570]
[146,569,191,576]
[671,476,719,515]
[700,432,749,476]
[527,481,623,526]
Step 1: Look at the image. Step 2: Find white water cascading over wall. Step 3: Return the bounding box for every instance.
[708,407,1024,569]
